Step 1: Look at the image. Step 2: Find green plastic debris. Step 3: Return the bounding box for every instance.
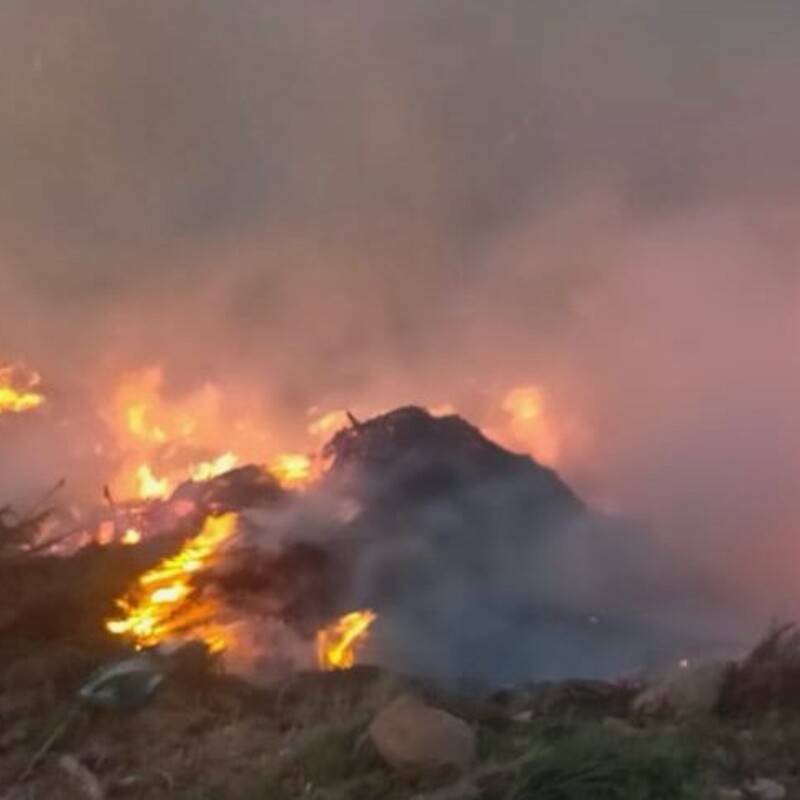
[79,654,165,711]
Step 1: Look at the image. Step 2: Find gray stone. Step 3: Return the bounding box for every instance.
[369,694,476,774]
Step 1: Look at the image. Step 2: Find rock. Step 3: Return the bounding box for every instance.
[632,660,731,716]
[745,778,787,800]
[369,694,476,774]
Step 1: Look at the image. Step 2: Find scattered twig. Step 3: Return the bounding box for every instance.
[20,478,66,523]
[2,701,83,799]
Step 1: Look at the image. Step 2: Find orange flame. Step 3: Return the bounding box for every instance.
[126,402,167,444]
[132,454,242,501]
[133,451,314,501]
[0,365,45,415]
[316,609,377,670]
[112,367,210,446]
[307,409,350,440]
[106,513,238,651]
[503,386,544,423]
[190,452,238,482]
[136,464,173,500]
[269,453,313,488]
[500,385,562,465]
[121,528,142,546]
[108,367,306,499]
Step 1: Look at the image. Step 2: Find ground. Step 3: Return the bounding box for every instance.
[4,646,800,799]
[3,546,800,799]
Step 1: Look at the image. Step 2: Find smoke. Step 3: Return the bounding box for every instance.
[2,2,800,630]
[233,408,746,684]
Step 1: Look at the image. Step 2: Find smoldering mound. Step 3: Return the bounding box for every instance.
[225,407,739,686]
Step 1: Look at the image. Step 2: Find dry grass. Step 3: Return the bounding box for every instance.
[8,546,800,799]
[720,623,800,718]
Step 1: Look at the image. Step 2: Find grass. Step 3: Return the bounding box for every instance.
[6,669,800,800]
[6,565,800,800]
[503,722,718,800]
[191,725,403,800]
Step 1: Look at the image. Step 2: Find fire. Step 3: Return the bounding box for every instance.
[2,360,579,671]
[106,513,238,651]
[307,409,350,440]
[108,367,297,500]
[133,454,242,501]
[429,403,457,417]
[316,609,377,670]
[131,450,317,500]
[108,511,377,667]
[136,464,172,500]
[121,528,142,546]
[112,367,212,447]
[0,365,45,415]
[191,452,238,482]
[126,402,167,444]
[503,386,544,423]
[500,385,562,465]
[269,453,313,488]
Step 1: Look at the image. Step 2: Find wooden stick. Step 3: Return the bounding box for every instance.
[2,702,83,799]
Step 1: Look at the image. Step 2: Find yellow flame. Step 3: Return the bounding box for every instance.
[126,402,167,444]
[269,453,313,488]
[0,365,45,415]
[113,367,210,446]
[503,386,544,422]
[316,610,377,670]
[121,528,142,546]
[136,464,173,500]
[106,513,237,650]
[308,409,350,440]
[500,385,561,465]
[151,585,189,604]
[109,367,292,499]
[131,453,239,501]
[190,451,238,482]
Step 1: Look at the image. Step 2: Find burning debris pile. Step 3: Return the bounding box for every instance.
[320,405,582,511]
[0,504,51,556]
[96,403,601,682]
[0,375,733,689]
[1,398,797,799]
[57,404,714,685]
[105,513,240,653]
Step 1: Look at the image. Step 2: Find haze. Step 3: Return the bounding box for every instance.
[1,1,800,621]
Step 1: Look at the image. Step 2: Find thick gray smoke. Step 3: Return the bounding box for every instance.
[2,1,800,639]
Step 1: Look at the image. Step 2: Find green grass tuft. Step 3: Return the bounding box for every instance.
[505,723,716,800]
